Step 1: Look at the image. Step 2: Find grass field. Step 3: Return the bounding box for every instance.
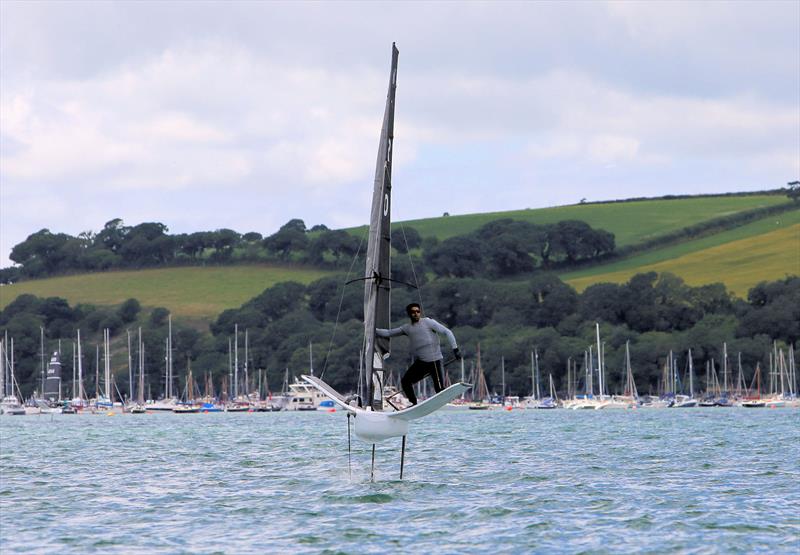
[383,194,790,247]
[561,207,800,278]
[2,195,795,323]
[0,265,333,324]
[564,221,800,296]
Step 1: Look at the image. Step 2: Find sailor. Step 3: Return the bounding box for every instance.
[376,303,461,405]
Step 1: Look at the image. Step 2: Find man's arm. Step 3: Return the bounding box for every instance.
[375,326,406,338]
[427,319,457,350]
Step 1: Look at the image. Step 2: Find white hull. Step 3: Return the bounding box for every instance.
[302,375,470,442]
[595,401,632,410]
[565,400,602,410]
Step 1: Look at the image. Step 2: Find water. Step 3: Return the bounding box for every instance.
[2,409,799,554]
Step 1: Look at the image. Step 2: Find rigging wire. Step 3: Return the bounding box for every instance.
[398,221,424,306]
[318,222,422,387]
[319,231,367,381]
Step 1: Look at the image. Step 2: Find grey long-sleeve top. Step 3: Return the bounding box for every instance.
[375,317,458,362]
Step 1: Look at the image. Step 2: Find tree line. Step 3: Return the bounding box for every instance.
[1,216,616,283]
[2,272,797,401]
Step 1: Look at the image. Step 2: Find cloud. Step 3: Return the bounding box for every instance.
[1,41,387,190]
[1,1,798,267]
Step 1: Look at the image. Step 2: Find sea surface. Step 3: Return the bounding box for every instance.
[1,408,799,554]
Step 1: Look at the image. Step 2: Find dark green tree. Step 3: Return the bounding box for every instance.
[150,307,170,326]
[117,298,142,323]
[263,220,309,260]
[425,236,484,278]
[95,218,130,253]
[242,232,263,242]
[391,226,422,254]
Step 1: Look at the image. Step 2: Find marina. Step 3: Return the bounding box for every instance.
[2,330,798,415]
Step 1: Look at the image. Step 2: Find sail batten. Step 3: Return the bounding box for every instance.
[364,43,398,411]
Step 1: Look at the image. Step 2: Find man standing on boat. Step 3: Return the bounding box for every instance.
[375,303,461,405]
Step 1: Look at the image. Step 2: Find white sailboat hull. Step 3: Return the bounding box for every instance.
[302,375,470,442]
[354,411,409,442]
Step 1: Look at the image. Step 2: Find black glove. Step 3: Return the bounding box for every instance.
[453,347,462,360]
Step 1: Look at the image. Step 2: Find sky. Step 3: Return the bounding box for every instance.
[1,1,798,268]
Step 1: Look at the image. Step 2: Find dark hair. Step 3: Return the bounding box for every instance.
[405,303,421,316]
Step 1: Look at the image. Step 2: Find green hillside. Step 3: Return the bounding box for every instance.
[379,194,788,247]
[0,265,332,325]
[1,194,796,324]
[561,208,800,295]
[565,222,799,297]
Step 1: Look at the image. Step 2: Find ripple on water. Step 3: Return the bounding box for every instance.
[1,410,799,554]
[350,492,395,504]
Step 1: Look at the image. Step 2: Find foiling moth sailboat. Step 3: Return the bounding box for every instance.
[302,43,471,477]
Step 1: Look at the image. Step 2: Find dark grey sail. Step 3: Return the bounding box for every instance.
[43,351,62,403]
[363,43,398,411]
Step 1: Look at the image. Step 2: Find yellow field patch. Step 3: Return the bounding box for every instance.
[0,265,333,322]
[566,224,800,297]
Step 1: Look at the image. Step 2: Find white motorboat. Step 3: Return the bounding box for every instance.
[286,377,329,410]
[0,395,26,415]
[672,394,698,408]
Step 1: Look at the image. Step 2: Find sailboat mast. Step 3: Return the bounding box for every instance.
[168,314,173,400]
[72,341,76,400]
[164,337,169,399]
[755,363,761,397]
[40,326,45,399]
[595,323,604,398]
[10,338,16,399]
[736,352,744,395]
[95,344,100,401]
[530,351,535,400]
[309,341,314,377]
[104,328,111,401]
[460,357,466,400]
[501,356,506,402]
[3,332,9,398]
[76,330,83,401]
[234,323,239,400]
[364,43,399,411]
[587,348,593,397]
[0,336,5,398]
[127,329,133,404]
[779,349,787,396]
[138,327,145,404]
[244,328,249,399]
[566,358,571,400]
[723,342,728,394]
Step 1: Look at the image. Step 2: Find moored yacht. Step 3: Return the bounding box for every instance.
[566,395,602,410]
[595,396,635,410]
[0,395,26,415]
[146,398,178,412]
[286,377,329,410]
[672,394,698,408]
